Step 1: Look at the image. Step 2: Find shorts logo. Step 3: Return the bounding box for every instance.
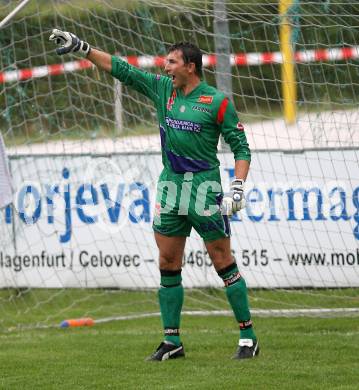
[199,220,223,233]
[236,122,244,131]
[197,95,213,104]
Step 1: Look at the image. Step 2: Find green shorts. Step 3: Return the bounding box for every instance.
[152,168,231,242]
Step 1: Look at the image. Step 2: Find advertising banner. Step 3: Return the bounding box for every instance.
[1,150,358,288]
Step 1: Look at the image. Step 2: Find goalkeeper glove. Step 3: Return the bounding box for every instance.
[220,179,246,216]
[49,29,91,56]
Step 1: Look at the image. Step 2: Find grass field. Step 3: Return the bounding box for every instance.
[0,289,358,389]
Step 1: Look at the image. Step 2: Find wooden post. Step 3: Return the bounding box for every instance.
[279,0,297,124]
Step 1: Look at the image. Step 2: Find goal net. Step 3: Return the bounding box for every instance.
[0,0,358,331]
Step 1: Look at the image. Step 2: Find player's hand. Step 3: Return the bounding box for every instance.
[49,29,91,56]
[220,179,246,216]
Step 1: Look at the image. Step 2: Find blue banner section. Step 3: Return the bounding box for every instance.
[2,163,359,244]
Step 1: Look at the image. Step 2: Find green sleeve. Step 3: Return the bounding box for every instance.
[110,55,170,103]
[220,99,251,162]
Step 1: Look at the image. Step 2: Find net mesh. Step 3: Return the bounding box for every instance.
[0,0,358,332]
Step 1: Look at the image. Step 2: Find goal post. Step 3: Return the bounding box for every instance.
[0,132,13,209]
[0,0,359,332]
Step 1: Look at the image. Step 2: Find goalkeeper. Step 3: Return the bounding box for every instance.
[50,29,259,361]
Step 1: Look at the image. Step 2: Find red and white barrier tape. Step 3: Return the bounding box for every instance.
[1,46,358,84]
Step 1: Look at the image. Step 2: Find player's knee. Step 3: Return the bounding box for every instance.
[207,241,233,269]
[154,233,186,268]
[209,247,234,271]
[210,246,230,261]
[159,253,183,269]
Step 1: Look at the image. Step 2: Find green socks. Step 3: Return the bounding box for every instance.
[158,264,256,346]
[158,269,184,346]
[218,263,257,341]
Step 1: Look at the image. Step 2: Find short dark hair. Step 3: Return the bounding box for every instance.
[168,42,203,77]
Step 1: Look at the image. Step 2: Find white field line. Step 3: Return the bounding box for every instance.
[94,307,359,324]
[4,307,358,332]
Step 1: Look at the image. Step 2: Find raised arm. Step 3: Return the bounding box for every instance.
[49,29,171,102]
[87,49,112,73]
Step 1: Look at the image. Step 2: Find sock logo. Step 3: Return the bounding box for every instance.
[239,320,253,329]
[224,271,241,286]
[164,328,180,336]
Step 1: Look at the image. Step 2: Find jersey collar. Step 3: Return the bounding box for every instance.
[176,81,206,98]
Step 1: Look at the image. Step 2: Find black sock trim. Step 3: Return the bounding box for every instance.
[217,262,237,277]
[160,269,182,277]
[161,282,181,288]
[164,328,180,336]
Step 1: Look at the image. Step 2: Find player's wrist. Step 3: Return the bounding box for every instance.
[75,40,91,57]
[230,178,245,191]
[230,178,245,204]
[231,178,245,186]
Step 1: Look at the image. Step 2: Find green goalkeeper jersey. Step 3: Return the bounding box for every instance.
[111,56,251,173]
